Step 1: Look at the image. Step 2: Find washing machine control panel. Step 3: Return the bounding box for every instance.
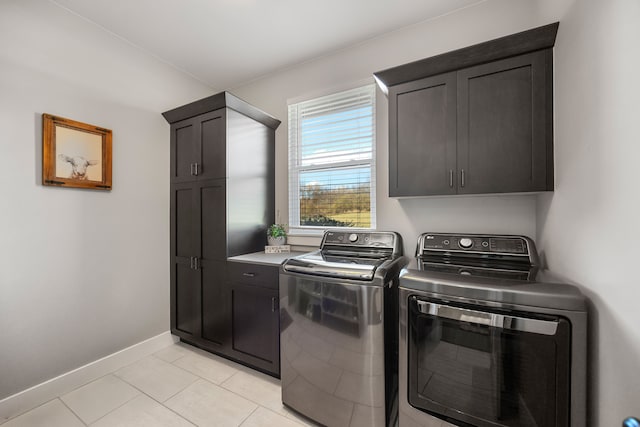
[323,231,399,251]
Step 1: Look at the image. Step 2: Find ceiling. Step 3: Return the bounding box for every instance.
[51,0,484,91]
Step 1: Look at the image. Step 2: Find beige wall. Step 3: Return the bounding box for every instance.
[0,0,211,400]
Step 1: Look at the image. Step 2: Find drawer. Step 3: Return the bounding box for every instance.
[227,261,278,289]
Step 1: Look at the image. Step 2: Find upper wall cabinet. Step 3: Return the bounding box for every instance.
[375,23,558,197]
[169,110,226,183]
[164,92,281,184]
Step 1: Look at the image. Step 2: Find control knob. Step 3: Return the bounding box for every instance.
[459,237,473,249]
[348,233,359,242]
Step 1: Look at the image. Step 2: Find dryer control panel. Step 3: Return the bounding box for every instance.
[417,233,539,266]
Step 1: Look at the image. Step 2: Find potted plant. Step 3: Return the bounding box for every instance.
[267,224,287,246]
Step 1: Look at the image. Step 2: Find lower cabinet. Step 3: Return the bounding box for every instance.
[173,259,280,378]
[173,261,200,339]
[226,261,280,377]
[230,283,279,375]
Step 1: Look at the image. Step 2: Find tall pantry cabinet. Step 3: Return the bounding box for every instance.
[162,92,280,372]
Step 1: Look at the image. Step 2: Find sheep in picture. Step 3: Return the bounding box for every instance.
[58,154,99,180]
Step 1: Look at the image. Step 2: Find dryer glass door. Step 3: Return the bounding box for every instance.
[408,297,571,427]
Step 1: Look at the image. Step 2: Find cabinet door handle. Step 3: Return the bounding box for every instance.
[449,169,454,188]
[190,256,194,269]
[271,296,277,312]
[193,163,199,176]
[242,272,255,277]
[461,169,466,188]
[193,257,199,270]
[190,163,195,176]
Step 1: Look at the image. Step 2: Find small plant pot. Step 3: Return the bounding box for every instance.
[268,236,286,246]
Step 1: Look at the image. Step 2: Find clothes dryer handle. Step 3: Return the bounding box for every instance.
[415,300,558,336]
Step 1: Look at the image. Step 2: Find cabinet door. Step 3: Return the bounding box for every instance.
[171,180,226,342]
[230,282,280,376]
[170,183,200,339]
[173,261,199,337]
[389,72,457,196]
[170,118,198,183]
[201,260,228,348]
[199,181,228,348]
[457,50,553,194]
[197,110,226,180]
[199,179,227,261]
[170,111,226,183]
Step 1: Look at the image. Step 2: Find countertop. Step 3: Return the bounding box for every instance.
[227,250,309,266]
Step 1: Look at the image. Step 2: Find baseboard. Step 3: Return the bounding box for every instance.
[0,331,177,423]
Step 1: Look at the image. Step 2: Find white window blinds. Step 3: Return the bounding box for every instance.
[288,84,376,230]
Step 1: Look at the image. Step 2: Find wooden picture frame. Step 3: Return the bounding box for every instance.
[42,114,112,190]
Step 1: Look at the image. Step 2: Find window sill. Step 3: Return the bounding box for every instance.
[286,234,322,249]
[287,228,325,238]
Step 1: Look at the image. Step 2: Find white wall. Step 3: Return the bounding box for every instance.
[231,0,570,259]
[538,0,640,424]
[0,0,211,400]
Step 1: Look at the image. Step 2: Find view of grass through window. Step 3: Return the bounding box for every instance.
[299,167,371,228]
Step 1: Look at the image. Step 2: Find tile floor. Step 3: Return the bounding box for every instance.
[1,342,318,427]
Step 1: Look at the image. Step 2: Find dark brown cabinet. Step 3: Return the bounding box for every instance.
[171,177,228,345]
[164,92,280,376]
[170,110,226,183]
[201,260,228,348]
[457,51,552,194]
[377,23,558,197]
[390,73,457,196]
[227,262,280,376]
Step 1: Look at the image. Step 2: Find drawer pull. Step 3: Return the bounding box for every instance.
[242,272,256,278]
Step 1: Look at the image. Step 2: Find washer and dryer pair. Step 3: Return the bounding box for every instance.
[279,231,587,427]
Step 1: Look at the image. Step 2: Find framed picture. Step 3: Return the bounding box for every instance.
[42,114,112,190]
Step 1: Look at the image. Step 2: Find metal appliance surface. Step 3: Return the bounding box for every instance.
[280,231,406,427]
[399,233,587,427]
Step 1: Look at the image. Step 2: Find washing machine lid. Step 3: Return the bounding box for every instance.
[282,249,389,281]
[282,230,403,281]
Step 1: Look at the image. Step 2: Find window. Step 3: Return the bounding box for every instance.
[288,84,376,232]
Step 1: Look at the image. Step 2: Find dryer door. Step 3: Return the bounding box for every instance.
[407,296,571,427]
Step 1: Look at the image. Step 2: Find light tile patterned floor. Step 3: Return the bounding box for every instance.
[1,342,318,427]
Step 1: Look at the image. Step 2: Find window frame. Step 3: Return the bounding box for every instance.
[288,83,377,236]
